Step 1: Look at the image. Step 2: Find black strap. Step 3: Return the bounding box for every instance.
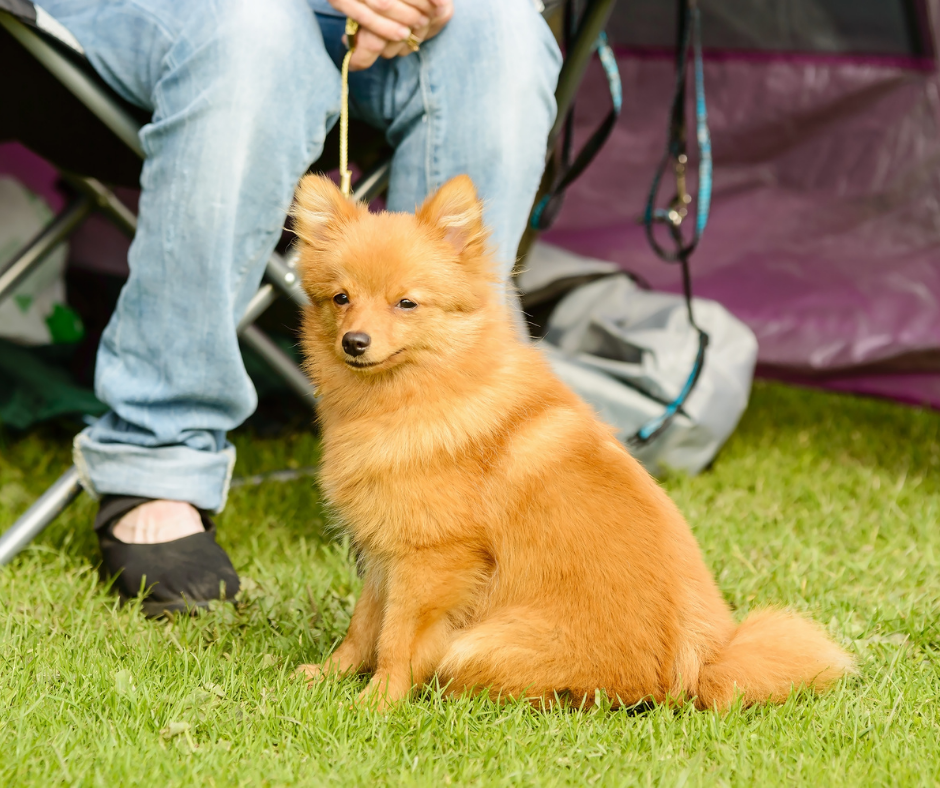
[530,3,621,231]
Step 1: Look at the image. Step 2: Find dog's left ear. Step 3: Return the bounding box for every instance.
[291,174,361,248]
[417,175,486,257]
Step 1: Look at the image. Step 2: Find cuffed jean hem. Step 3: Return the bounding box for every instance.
[72,431,237,512]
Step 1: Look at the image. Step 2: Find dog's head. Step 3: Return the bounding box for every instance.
[291,174,499,382]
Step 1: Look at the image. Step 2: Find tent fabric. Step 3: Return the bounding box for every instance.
[607,0,926,57]
[542,0,940,408]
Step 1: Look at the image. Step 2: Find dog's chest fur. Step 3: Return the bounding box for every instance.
[318,406,503,555]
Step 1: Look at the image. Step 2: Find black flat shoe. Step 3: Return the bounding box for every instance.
[95,496,240,618]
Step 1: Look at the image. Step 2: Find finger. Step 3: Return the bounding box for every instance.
[350,49,381,70]
[381,42,406,59]
[356,27,390,55]
[330,0,411,42]
[350,29,386,70]
[392,0,436,13]
[361,0,432,29]
[381,32,411,58]
[425,17,448,39]
[422,1,452,41]
[394,23,428,56]
[432,0,454,24]
[330,0,432,14]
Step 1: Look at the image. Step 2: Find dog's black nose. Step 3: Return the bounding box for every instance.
[342,332,371,357]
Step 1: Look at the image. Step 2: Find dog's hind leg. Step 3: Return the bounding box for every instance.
[436,608,593,706]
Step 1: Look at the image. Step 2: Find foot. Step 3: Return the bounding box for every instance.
[112,499,204,544]
[356,672,408,712]
[295,651,364,687]
[96,496,240,617]
[294,663,327,686]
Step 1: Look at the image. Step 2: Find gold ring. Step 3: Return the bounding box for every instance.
[406,32,421,52]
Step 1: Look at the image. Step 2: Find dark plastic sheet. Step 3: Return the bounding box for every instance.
[607,0,925,57]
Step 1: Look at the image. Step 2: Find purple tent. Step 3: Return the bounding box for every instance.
[543,0,940,408]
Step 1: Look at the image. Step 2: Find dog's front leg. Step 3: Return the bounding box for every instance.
[359,548,482,711]
[297,568,385,683]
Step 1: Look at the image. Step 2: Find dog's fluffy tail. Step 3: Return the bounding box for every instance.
[696,608,855,710]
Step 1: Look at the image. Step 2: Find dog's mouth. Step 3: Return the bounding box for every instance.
[344,349,404,369]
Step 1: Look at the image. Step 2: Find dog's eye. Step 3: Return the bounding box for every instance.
[397,299,418,310]
[333,293,349,306]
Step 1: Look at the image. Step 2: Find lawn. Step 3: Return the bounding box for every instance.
[1,381,938,787]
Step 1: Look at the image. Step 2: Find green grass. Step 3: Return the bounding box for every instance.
[1,381,938,787]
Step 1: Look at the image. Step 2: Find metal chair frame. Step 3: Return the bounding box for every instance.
[0,0,615,565]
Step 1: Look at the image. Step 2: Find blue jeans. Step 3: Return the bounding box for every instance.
[40,0,561,511]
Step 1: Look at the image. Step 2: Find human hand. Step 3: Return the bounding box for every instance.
[329,0,455,71]
[370,0,453,61]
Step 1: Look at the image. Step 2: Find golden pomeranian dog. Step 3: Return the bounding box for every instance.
[291,173,854,712]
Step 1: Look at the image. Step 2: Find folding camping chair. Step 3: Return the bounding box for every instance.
[0,0,616,565]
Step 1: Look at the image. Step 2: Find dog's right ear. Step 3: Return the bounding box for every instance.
[291,174,360,248]
[417,174,487,258]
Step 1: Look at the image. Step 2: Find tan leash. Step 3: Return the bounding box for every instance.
[339,19,421,198]
[339,18,359,198]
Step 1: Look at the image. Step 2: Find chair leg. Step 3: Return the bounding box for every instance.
[0,195,94,306]
[65,174,137,236]
[240,324,318,409]
[547,0,617,151]
[235,279,317,406]
[238,282,279,331]
[0,466,83,566]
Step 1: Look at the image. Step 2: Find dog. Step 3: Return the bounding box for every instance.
[291,173,854,712]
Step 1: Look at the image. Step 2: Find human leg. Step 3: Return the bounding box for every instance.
[42,0,340,513]
[314,2,560,301]
[380,0,561,288]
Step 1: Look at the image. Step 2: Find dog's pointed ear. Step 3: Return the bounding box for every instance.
[417,175,486,256]
[291,174,360,247]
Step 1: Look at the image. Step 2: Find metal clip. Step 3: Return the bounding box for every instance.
[665,153,691,228]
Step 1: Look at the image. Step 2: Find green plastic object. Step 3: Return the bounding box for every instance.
[45,303,85,345]
[0,339,106,431]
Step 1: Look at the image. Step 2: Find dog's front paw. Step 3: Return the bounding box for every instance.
[356,683,391,713]
[293,663,328,687]
[356,672,408,713]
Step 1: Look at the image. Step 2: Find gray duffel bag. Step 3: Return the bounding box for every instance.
[520,243,758,477]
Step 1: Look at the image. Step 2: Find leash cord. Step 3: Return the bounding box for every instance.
[629,0,711,448]
[643,3,711,262]
[340,18,359,198]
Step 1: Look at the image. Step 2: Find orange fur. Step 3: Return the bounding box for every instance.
[291,173,855,712]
